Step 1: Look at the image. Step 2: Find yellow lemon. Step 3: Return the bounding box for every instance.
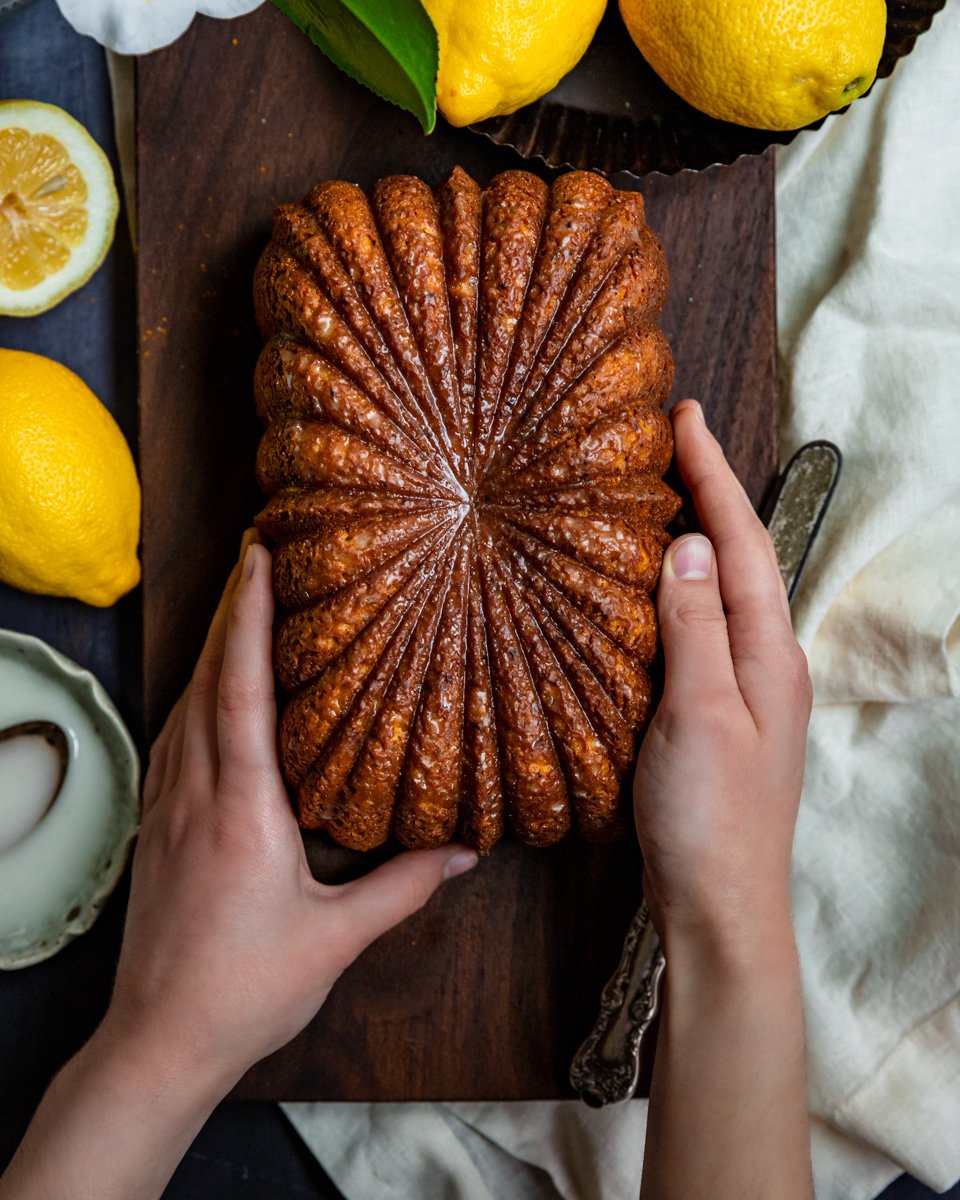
[0,100,118,316]
[619,0,887,131]
[423,0,606,127]
[0,349,140,607]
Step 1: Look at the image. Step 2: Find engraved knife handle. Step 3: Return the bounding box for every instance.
[569,900,666,1107]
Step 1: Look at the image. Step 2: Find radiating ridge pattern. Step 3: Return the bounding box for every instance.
[253,167,679,854]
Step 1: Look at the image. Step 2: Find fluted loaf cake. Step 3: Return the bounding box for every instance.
[253,167,679,855]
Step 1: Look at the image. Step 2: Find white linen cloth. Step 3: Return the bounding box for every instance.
[285,2,960,1195]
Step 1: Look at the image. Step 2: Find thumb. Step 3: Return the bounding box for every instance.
[657,534,737,711]
[330,845,478,955]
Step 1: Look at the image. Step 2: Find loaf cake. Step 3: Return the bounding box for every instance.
[252,167,678,854]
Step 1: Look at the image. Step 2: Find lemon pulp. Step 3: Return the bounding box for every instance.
[0,101,117,316]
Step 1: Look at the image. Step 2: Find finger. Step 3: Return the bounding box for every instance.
[328,847,478,956]
[671,402,799,715]
[216,540,279,798]
[180,531,255,791]
[142,690,187,814]
[673,401,791,630]
[656,533,740,714]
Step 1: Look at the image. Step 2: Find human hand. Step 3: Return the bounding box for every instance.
[0,535,476,1200]
[636,401,814,1200]
[633,400,812,955]
[102,531,478,1095]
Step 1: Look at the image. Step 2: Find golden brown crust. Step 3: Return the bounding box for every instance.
[509,545,654,730]
[272,511,450,609]
[509,195,663,422]
[503,525,660,662]
[501,404,673,494]
[254,167,677,853]
[474,172,549,469]
[495,559,623,842]
[279,568,433,785]
[254,488,452,543]
[521,583,636,775]
[301,557,456,849]
[392,537,470,848]
[322,557,453,850]
[493,325,674,479]
[478,541,572,846]
[254,337,448,486]
[497,509,665,592]
[437,167,481,462]
[372,176,468,484]
[483,171,613,475]
[255,416,456,499]
[458,561,505,854]
[303,181,458,486]
[273,527,448,691]
[505,476,681,528]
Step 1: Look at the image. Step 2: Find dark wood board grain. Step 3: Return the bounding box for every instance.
[137,3,777,1102]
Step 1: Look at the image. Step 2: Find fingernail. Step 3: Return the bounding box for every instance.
[243,543,257,580]
[670,534,713,580]
[672,399,705,425]
[444,849,479,880]
[239,527,256,560]
[686,399,706,424]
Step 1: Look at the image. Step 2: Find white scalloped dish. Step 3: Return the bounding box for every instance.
[0,630,139,969]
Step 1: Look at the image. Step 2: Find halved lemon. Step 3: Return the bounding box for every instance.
[0,100,118,317]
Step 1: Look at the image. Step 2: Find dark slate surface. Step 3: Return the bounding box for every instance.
[0,0,143,1171]
[0,0,141,721]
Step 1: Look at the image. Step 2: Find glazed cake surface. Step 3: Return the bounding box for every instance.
[253,166,679,854]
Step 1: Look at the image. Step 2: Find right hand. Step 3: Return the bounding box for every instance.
[633,400,813,953]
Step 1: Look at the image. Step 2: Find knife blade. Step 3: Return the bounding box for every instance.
[763,440,842,602]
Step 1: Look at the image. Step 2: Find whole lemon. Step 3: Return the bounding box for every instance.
[0,349,140,606]
[619,0,887,131]
[423,0,606,127]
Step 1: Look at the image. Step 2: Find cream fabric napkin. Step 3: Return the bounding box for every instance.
[778,0,960,1183]
[285,3,960,1196]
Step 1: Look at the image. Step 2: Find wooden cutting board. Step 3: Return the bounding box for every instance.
[137,4,777,1101]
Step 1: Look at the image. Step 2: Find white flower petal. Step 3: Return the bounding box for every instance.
[198,0,266,15]
[56,0,265,56]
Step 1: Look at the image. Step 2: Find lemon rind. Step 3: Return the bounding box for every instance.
[0,101,119,317]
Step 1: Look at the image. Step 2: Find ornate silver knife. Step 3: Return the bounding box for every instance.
[569,440,842,1107]
[764,440,842,603]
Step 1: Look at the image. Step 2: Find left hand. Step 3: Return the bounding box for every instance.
[103,530,478,1093]
[0,533,477,1200]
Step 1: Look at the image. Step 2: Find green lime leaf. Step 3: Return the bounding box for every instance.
[272,0,438,134]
